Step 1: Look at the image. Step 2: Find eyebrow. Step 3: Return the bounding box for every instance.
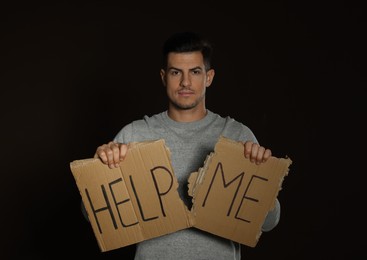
[167,66,203,72]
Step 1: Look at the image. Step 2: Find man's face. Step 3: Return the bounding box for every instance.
[160,51,214,111]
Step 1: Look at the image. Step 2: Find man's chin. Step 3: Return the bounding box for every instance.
[171,100,197,110]
[174,103,196,110]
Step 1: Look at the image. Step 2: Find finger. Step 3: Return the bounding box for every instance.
[243,141,254,159]
[107,141,121,168]
[119,143,128,161]
[95,145,109,164]
[262,149,272,162]
[250,143,259,163]
[255,146,265,165]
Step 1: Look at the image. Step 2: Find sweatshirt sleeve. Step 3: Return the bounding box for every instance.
[261,198,281,232]
[113,123,134,143]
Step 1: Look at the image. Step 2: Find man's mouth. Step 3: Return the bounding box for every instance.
[178,90,194,96]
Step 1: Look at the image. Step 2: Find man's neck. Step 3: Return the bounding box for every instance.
[167,106,207,123]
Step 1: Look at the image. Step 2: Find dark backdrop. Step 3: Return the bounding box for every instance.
[1,1,364,259]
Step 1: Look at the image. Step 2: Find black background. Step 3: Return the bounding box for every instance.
[1,1,365,259]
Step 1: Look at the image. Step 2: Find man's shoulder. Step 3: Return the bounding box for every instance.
[114,111,166,143]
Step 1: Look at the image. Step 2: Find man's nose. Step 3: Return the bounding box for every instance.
[180,73,191,87]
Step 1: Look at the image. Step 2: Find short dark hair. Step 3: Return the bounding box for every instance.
[162,31,213,71]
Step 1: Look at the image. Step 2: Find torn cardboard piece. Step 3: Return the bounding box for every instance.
[70,139,193,252]
[70,136,292,252]
[188,136,292,247]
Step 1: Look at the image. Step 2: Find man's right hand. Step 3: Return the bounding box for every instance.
[94,141,128,168]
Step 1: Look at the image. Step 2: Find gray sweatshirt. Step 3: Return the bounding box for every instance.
[111,110,280,260]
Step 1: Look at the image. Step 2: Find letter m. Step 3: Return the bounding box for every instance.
[202,162,244,217]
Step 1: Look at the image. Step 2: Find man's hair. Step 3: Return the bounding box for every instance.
[162,31,213,71]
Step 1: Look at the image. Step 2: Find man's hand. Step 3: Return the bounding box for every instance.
[243,141,272,165]
[94,141,128,168]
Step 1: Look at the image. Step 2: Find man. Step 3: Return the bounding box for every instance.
[92,31,280,259]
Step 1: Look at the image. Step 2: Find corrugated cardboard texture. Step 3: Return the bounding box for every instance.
[188,136,292,247]
[70,139,193,252]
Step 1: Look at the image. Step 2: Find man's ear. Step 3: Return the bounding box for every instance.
[160,69,166,86]
[206,69,215,87]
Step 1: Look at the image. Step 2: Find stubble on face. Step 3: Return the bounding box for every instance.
[169,90,205,110]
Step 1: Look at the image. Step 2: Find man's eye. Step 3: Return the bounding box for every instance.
[171,71,179,75]
[192,70,201,75]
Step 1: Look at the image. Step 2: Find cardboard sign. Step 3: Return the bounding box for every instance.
[70,137,292,252]
[188,136,292,247]
[70,140,193,252]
